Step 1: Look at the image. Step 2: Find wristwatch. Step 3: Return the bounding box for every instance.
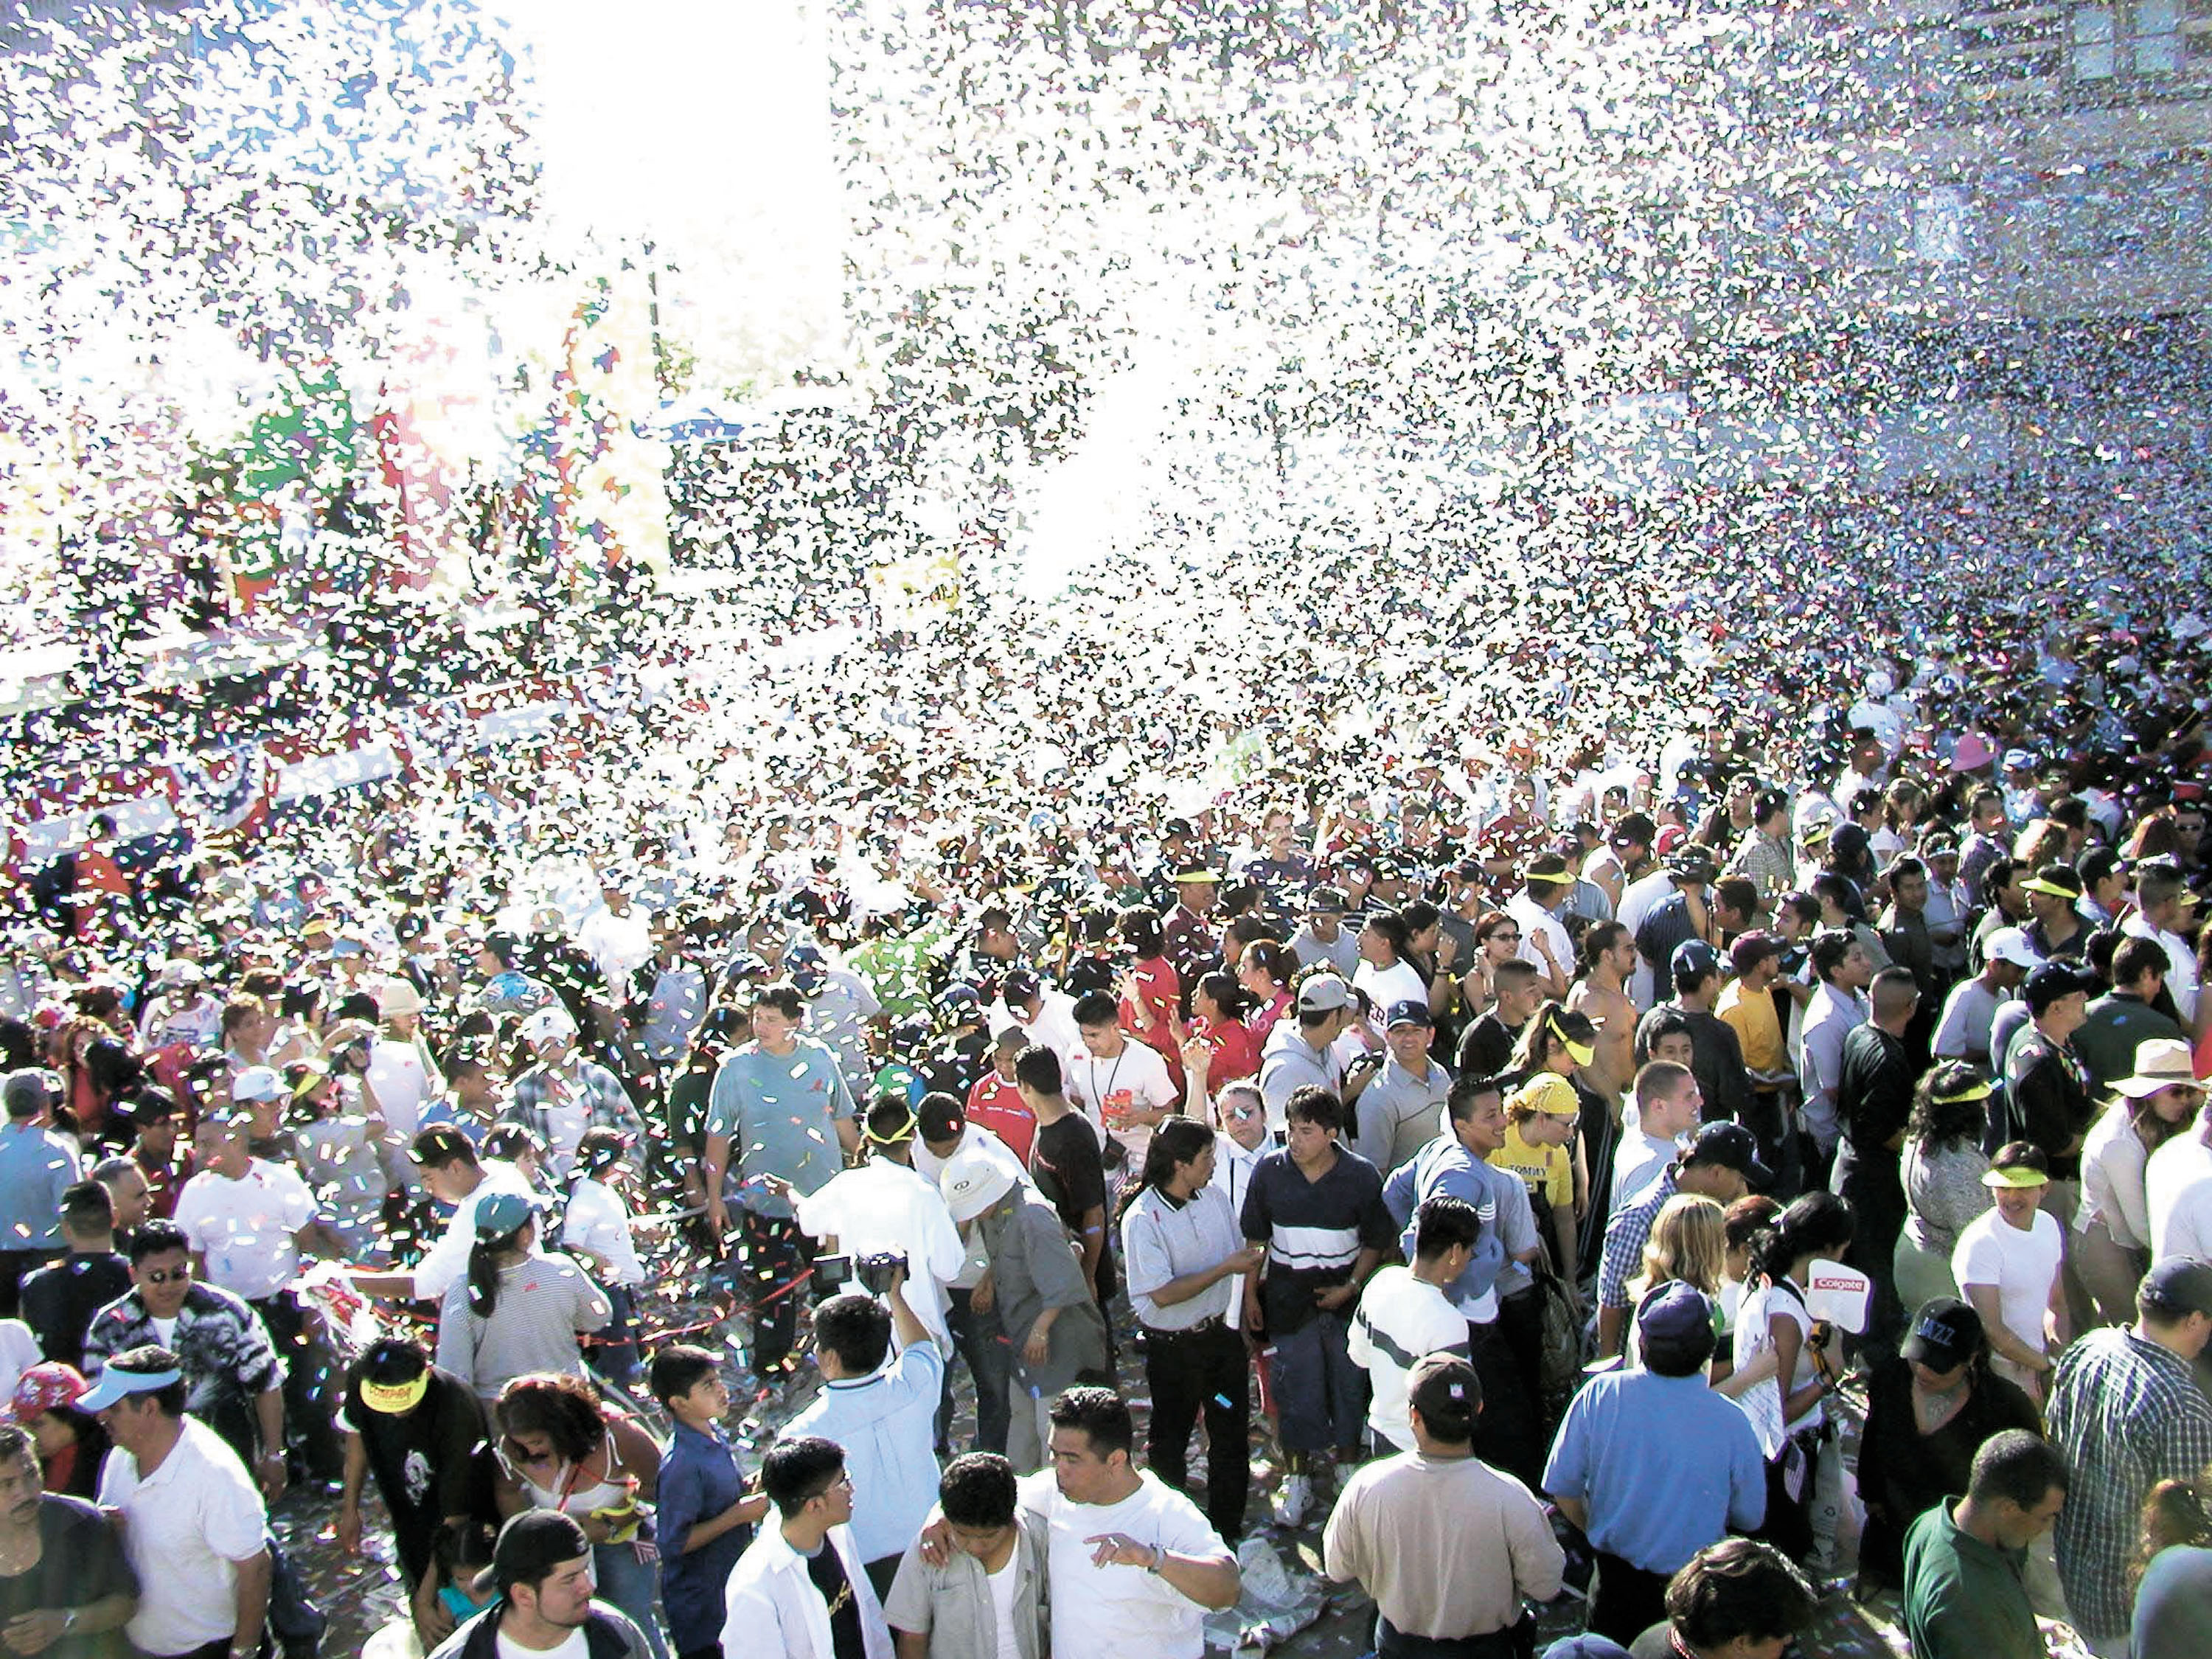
[60,1611,76,1632]
[1147,1544,1166,1575]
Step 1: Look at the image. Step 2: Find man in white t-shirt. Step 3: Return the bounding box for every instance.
[366,978,439,1144]
[919,1387,1237,1659]
[1062,994,1178,1175]
[2124,863,2202,1023]
[1610,1061,1703,1219]
[1953,1144,2067,1403]
[173,1114,349,1481]
[1348,1196,1478,1453]
[577,871,654,988]
[88,1345,273,1659]
[173,1118,343,1303]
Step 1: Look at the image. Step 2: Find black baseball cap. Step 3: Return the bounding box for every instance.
[490,1510,589,1594]
[1680,1121,1773,1185]
[1899,1297,1983,1372]
[1385,998,1433,1029]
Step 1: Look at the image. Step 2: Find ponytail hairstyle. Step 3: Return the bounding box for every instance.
[1744,1190,1854,1291]
[1116,1116,1214,1224]
[467,1215,535,1319]
[2129,1474,2212,1593]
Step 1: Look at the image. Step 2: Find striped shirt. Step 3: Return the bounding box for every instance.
[2046,1326,2212,1636]
[1239,1147,1395,1338]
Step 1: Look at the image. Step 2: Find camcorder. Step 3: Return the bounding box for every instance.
[812,1250,907,1301]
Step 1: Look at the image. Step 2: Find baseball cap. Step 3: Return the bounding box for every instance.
[1543,1640,1632,1659]
[1404,1352,1481,1432]
[1307,886,1350,916]
[1728,931,1780,976]
[1635,1281,1719,1374]
[2003,748,2037,773]
[356,1343,433,1416]
[1983,927,2046,970]
[492,1511,591,1595]
[519,1005,579,1045]
[231,1065,282,1105]
[78,1349,186,1414]
[1667,852,1720,884]
[1681,1121,1773,1185]
[6,1361,90,1424]
[1507,1074,1583,1118]
[1951,733,1995,773]
[1296,975,1353,1014]
[1524,852,1573,886]
[939,1141,1018,1222]
[2139,1258,2212,1321]
[1899,1297,1983,1372]
[1671,939,1722,983]
[2024,961,2098,1015]
[1385,999,1433,1029]
[474,1190,538,1239]
[1173,866,1221,885]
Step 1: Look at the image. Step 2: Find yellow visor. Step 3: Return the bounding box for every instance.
[361,1373,431,1414]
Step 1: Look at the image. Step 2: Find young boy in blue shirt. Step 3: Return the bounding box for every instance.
[650,1344,769,1659]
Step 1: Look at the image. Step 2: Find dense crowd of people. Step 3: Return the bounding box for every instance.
[2,597,2212,1659]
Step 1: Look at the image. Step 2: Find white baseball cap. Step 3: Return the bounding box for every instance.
[1984,927,2046,971]
[939,1141,1018,1223]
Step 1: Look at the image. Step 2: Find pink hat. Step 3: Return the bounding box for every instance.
[1952,732,1995,773]
[7,1362,89,1422]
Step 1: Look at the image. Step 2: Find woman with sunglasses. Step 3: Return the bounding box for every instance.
[1455,911,1526,1024]
[492,1371,669,1658]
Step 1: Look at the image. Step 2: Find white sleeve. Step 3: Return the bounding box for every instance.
[202,1447,273,1561]
[1953,1224,2000,1290]
[172,1184,209,1252]
[414,1207,474,1301]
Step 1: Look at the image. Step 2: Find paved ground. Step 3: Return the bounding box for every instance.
[289,1309,1913,1658]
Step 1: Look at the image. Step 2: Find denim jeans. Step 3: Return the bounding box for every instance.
[1270,1310,1366,1455]
[593,1538,669,1659]
[940,1284,1012,1455]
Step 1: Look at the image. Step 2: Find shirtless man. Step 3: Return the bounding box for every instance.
[1568,921,1640,1105]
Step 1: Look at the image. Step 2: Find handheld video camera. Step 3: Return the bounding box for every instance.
[812,1250,908,1302]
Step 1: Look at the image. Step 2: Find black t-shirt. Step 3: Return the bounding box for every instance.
[0,1496,137,1659]
[21,1252,132,1370]
[805,1540,869,1659]
[1456,1012,1526,1080]
[339,1367,493,1579]
[1031,1113,1116,1300]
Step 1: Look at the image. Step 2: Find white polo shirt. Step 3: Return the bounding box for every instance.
[100,1416,269,1655]
[173,1158,319,1301]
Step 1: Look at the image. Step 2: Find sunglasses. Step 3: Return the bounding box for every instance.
[142,1266,192,1287]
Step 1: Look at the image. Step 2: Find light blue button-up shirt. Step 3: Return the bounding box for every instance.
[0,1119,81,1251]
[1541,1367,1766,1574]
[786,1338,945,1565]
